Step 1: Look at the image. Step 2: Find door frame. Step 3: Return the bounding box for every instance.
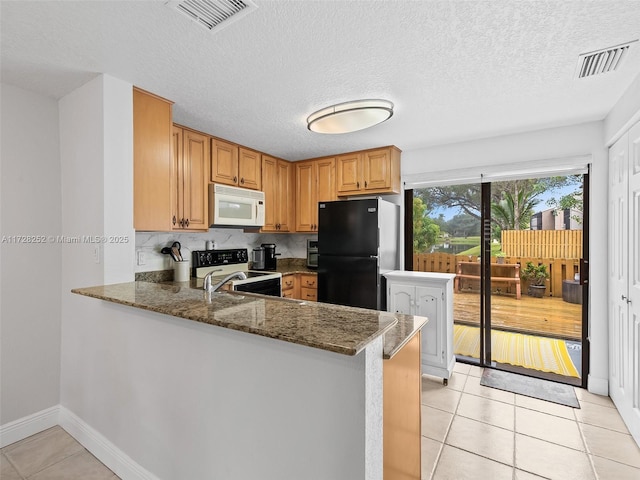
[406,171,590,386]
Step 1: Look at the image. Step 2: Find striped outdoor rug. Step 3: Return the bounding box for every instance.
[454,324,580,378]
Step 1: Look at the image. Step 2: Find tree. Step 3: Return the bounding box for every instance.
[416,176,582,232]
[446,213,480,237]
[413,197,440,252]
[491,185,540,231]
[545,180,584,225]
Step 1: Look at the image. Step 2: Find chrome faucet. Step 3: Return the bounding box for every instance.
[203,271,247,292]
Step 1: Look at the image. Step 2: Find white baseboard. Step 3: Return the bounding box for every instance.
[587,374,609,396]
[58,406,160,480]
[0,405,59,448]
[1,405,159,480]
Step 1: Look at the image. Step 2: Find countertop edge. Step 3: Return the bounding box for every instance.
[383,315,428,360]
[71,283,397,357]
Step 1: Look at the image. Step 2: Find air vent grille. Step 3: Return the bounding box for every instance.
[168,0,257,32]
[576,40,637,79]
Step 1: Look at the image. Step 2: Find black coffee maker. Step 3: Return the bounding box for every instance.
[261,243,278,270]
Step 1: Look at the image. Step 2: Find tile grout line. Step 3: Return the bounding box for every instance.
[431,372,469,478]
[575,397,599,479]
[512,393,517,480]
[2,450,27,480]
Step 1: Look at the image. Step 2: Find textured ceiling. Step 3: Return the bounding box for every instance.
[2,0,640,160]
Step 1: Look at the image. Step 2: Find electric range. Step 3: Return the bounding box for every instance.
[191,248,282,297]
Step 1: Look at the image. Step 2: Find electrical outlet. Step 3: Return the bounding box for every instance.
[137,250,146,266]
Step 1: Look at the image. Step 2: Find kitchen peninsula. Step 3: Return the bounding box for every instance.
[72,280,426,480]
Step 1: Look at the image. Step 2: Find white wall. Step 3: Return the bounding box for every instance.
[59,74,134,416]
[0,84,62,425]
[604,73,640,145]
[402,121,609,394]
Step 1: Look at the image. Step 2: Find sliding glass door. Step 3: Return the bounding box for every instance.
[410,171,588,386]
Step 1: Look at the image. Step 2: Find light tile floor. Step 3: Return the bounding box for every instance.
[422,363,640,480]
[1,426,119,480]
[2,365,640,480]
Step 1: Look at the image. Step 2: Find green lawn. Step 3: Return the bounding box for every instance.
[457,243,503,256]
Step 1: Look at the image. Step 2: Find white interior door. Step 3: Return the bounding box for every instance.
[626,122,640,444]
[608,121,640,445]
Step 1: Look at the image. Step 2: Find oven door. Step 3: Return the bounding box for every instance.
[233,277,282,297]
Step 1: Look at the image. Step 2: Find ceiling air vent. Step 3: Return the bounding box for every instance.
[575,40,637,79]
[167,0,257,33]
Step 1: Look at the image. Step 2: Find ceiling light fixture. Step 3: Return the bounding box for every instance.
[307,99,394,134]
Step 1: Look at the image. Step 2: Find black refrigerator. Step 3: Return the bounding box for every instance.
[317,198,399,310]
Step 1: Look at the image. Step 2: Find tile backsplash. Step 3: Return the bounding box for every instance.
[135,229,316,272]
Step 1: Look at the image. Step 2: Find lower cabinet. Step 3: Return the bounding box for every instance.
[383,331,421,480]
[281,273,317,301]
[299,274,317,301]
[281,274,299,299]
[385,271,456,383]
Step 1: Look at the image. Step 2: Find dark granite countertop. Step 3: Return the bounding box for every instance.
[72,281,424,358]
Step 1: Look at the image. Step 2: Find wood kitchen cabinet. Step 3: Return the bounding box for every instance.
[282,273,317,301]
[299,274,317,301]
[210,139,261,190]
[336,146,401,196]
[281,274,299,299]
[172,125,209,231]
[295,157,336,232]
[261,155,294,232]
[133,87,174,231]
[383,331,422,480]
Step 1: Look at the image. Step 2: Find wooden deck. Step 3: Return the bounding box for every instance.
[453,291,582,341]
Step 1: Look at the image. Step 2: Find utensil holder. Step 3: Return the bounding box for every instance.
[174,260,190,282]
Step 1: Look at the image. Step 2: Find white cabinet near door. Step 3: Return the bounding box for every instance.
[385,271,456,384]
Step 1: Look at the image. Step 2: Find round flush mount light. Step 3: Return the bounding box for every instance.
[307,99,394,134]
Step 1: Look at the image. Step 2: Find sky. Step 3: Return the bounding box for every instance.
[423,182,580,222]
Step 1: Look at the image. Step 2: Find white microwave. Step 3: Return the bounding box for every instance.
[209,184,265,228]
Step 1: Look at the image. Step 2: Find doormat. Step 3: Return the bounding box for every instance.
[481,369,580,408]
[454,324,580,378]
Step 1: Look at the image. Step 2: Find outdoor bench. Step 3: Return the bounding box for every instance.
[454,261,521,299]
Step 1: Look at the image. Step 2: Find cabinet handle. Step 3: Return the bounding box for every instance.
[622,295,631,304]
[173,215,177,226]
[233,176,238,183]
[240,177,245,184]
[185,218,189,227]
[357,181,360,188]
[178,218,184,227]
[364,181,368,188]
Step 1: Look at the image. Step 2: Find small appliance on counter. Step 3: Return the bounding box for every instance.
[307,240,318,269]
[252,246,265,270]
[261,243,279,271]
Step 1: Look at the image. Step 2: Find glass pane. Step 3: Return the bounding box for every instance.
[489,175,583,382]
[413,185,482,366]
[219,200,252,220]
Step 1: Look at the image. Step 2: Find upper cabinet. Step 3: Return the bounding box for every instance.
[262,155,294,232]
[133,87,174,231]
[295,157,336,232]
[211,139,261,190]
[238,147,262,190]
[336,146,401,196]
[210,138,238,186]
[172,125,209,231]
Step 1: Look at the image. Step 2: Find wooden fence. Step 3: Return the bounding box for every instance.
[501,230,582,259]
[413,253,581,298]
